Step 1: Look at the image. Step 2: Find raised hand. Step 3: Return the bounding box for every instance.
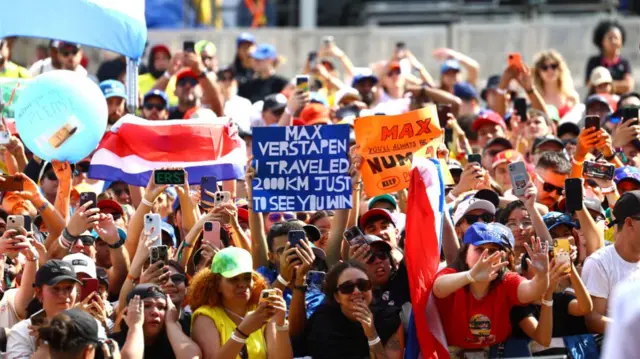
[469,249,509,283]
[525,237,550,277]
[125,295,144,328]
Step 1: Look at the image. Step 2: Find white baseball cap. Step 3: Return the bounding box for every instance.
[63,253,97,279]
[452,197,496,226]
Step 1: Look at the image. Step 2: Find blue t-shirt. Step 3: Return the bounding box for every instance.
[257,265,325,318]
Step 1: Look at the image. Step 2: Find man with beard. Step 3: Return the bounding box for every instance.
[99,80,127,126]
[352,72,379,107]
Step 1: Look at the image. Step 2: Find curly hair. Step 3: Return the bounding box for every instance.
[188,269,268,311]
[532,49,576,99]
[592,20,626,51]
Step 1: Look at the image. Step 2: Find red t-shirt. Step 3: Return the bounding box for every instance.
[434,268,525,349]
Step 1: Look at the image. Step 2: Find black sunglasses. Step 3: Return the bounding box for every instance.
[542,182,564,195]
[367,250,388,264]
[464,213,495,224]
[539,63,559,71]
[169,274,186,284]
[143,103,165,111]
[60,49,79,57]
[177,77,198,87]
[337,278,372,295]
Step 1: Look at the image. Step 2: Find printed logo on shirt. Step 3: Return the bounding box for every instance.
[466,314,496,345]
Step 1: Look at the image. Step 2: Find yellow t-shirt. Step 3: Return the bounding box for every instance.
[138,73,178,106]
[192,305,267,359]
[0,62,31,79]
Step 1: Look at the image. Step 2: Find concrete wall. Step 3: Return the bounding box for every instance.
[9,16,640,96]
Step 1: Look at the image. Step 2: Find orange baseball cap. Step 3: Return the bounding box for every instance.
[297,103,331,126]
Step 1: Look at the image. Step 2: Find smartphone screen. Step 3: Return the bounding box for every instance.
[288,230,305,248]
[508,161,529,197]
[514,98,527,120]
[30,309,46,326]
[0,175,23,192]
[79,192,97,210]
[437,104,451,128]
[203,221,223,249]
[308,52,318,67]
[200,176,217,209]
[295,75,310,93]
[564,178,583,213]
[344,226,366,247]
[585,115,600,131]
[80,278,99,301]
[154,170,185,185]
[183,41,195,53]
[622,107,639,123]
[467,154,482,165]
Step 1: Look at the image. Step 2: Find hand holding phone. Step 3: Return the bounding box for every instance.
[150,245,169,265]
[144,214,162,245]
[154,169,185,185]
[0,175,24,192]
[508,52,524,71]
[79,192,97,210]
[344,226,366,247]
[288,230,306,248]
[508,161,529,197]
[203,221,223,249]
[467,154,482,165]
[80,278,99,301]
[295,75,310,93]
[200,176,217,209]
[183,41,195,53]
[584,115,600,131]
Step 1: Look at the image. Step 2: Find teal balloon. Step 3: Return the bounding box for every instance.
[14,70,107,163]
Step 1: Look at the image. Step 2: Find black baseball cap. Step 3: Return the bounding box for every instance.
[263,93,288,112]
[35,260,81,287]
[126,283,166,303]
[303,224,321,242]
[60,309,100,344]
[610,190,640,227]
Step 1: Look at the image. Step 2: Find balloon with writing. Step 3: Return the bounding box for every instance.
[14,70,107,163]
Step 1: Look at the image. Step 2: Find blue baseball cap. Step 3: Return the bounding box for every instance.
[99,80,126,100]
[237,32,256,46]
[463,222,509,249]
[251,44,277,60]
[614,166,640,186]
[309,91,329,107]
[351,73,379,87]
[454,82,478,101]
[161,222,177,248]
[543,212,577,231]
[143,90,169,109]
[441,59,461,74]
[487,223,515,249]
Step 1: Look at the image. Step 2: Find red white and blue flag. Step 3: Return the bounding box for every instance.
[88,115,246,186]
[404,157,449,359]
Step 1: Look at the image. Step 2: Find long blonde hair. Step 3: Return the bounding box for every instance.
[532,50,575,98]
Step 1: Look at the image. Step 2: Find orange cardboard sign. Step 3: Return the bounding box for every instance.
[355,105,442,196]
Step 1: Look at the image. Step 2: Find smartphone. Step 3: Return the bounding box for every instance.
[344,226,366,247]
[7,215,30,232]
[259,289,277,304]
[183,41,195,53]
[200,176,217,209]
[0,175,23,191]
[203,221,223,249]
[150,245,168,265]
[564,178,583,213]
[288,230,306,248]
[508,52,523,70]
[214,191,232,206]
[553,238,572,273]
[583,161,615,180]
[154,169,185,185]
[308,52,318,68]
[444,128,453,145]
[80,278,99,301]
[48,123,77,148]
[144,213,162,245]
[437,104,452,128]
[79,192,97,210]
[467,154,482,165]
[585,115,600,131]
[622,107,639,123]
[306,270,326,290]
[295,75,310,93]
[30,309,46,326]
[508,161,529,197]
[0,131,10,145]
[514,97,527,120]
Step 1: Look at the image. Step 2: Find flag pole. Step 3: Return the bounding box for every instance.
[126,57,138,114]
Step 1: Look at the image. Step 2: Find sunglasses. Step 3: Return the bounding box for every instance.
[337,278,372,295]
[143,103,165,111]
[177,77,198,87]
[60,49,79,57]
[539,63,559,71]
[463,213,495,224]
[220,76,234,82]
[268,212,296,222]
[542,181,564,195]
[367,251,388,264]
[112,187,130,196]
[169,274,186,284]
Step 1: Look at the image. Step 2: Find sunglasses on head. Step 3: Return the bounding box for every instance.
[464,213,495,224]
[143,103,165,111]
[539,63,559,71]
[268,212,296,222]
[337,278,372,295]
[367,250,388,264]
[177,77,198,87]
[542,181,564,195]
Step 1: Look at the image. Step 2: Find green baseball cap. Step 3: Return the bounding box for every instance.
[210,247,253,278]
[368,194,397,210]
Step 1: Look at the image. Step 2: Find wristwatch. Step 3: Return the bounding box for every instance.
[294,284,308,293]
[62,228,79,242]
[107,237,125,249]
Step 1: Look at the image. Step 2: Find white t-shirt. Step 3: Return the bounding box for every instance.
[224,95,252,130]
[601,279,640,359]
[581,244,640,300]
[28,58,88,77]
[5,318,34,359]
[0,289,20,329]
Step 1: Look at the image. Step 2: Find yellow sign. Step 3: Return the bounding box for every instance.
[355,105,442,196]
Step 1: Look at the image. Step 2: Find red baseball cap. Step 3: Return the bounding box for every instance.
[176,68,199,82]
[150,44,171,57]
[492,149,524,169]
[472,111,507,132]
[297,103,331,126]
[237,208,249,223]
[387,61,401,72]
[97,199,124,216]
